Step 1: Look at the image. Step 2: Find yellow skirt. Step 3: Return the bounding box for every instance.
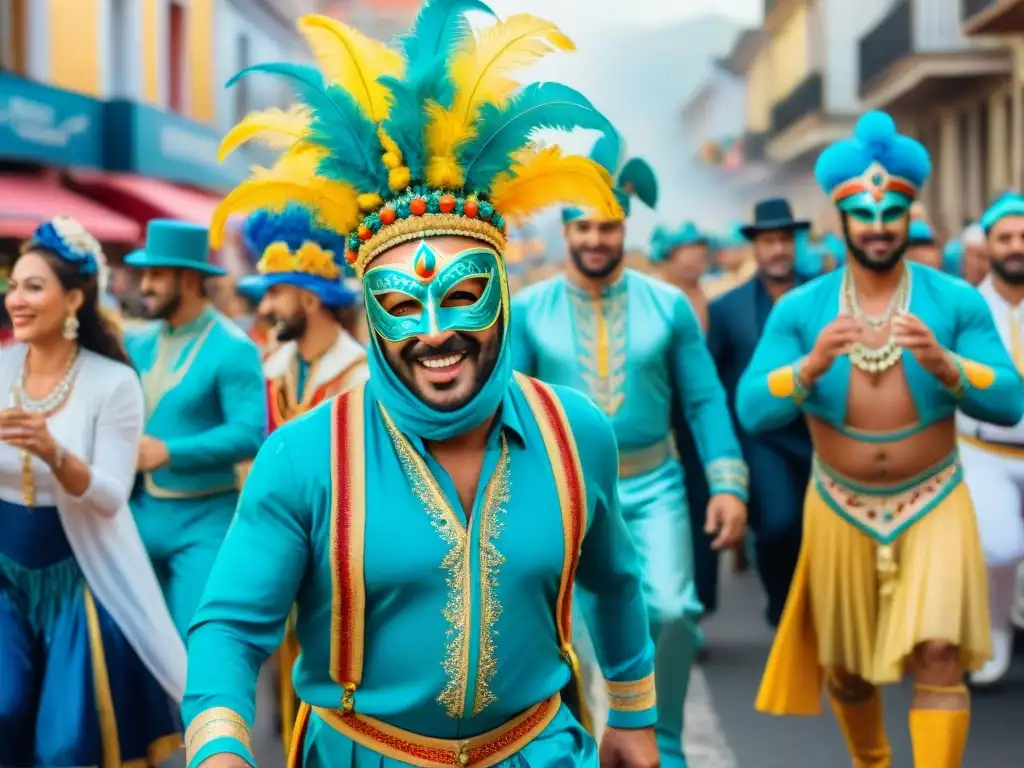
[756,474,990,716]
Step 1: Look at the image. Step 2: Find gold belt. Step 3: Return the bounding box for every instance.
[308,693,561,768]
[619,437,677,478]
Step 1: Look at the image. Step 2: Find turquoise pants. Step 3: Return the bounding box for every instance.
[578,459,701,768]
[132,490,237,639]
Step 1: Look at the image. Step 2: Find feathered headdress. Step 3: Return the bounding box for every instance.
[211,0,622,278]
[561,133,657,222]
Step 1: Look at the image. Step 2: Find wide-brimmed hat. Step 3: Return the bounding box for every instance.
[124,219,227,276]
[740,198,811,240]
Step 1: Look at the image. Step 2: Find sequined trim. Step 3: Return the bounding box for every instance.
[568,287,628,415]
[329,387,367,696]
[184,707,252,764]
[706,457,749,496]
[314,693,560,768]
[380,405,510,719]
[474,440,511,716]
[607,673,657,712]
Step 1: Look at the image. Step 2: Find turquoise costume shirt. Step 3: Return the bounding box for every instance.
[736,264,1024,437]
[183,378,656,767]
[511,270,747,498]
[125,306,267,497]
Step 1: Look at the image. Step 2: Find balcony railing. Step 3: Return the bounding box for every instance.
[744,131,768,163]
[770,72,823,136]
[962,0,997,23]
[859,0,912,94]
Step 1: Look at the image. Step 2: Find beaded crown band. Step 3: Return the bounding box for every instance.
[209,1,623,280]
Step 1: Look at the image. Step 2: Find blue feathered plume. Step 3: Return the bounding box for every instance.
[242,206,347,261]
[461,83,618,191]
[618,157,658,210]
[228,62,388,194]
[380,0,495,183]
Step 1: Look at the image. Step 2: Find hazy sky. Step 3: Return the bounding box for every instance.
[486,0,761,31]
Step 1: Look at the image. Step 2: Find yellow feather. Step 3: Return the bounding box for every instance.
[424,102,468,188]
[211,148,360,248]
[297,14,404,122]
[217,106,311,163]
[449,14,575,119]
[489,147,621,224]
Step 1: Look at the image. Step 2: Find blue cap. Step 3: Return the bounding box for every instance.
[649,222,707,263]
[980,192,1024,234]
[908,219,935,244]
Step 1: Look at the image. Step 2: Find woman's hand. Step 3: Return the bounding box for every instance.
[0,408,58,465]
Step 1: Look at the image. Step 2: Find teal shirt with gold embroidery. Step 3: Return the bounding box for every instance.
[182,377,656,766]
[124,306,266,496]
[511,270,747,498]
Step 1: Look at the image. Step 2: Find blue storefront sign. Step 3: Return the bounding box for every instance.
[0,72,104,168]
[104,100,260,191]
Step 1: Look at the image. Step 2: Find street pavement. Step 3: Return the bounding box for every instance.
[246,561,1024,767]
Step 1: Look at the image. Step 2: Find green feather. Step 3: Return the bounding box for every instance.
[618,157,658,210]
[230,63,388,194]
[460,82,618,191]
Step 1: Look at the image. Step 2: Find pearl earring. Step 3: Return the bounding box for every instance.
[62,315,79,341]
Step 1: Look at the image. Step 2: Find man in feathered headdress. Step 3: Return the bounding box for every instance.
[512,138,748,768]
[739,111,1024,767]
[956,193,1024,689]
[182,4,661,767]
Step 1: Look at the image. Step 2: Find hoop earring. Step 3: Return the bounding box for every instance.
[62,315,79,341]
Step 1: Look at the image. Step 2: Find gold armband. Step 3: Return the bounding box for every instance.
[948,352,995,393]
[185,707,252,763]
[607,673,657,712]
[766,358,809,403]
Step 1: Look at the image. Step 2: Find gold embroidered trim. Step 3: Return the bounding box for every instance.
[606,674,657,712]
[474,439,511,715]
[380,406,470,718]
[706,457,749,492]
[569,288,628,415]
[184,707,251,763]
[357,214,507,277]
[141,319,217,419]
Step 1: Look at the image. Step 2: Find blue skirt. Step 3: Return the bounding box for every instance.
[0,499,181,767]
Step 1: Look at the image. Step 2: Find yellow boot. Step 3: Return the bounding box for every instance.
[828,690,892,767]
[909,708,970,767]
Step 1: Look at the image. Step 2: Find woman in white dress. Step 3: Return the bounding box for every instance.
[0,217,186,766]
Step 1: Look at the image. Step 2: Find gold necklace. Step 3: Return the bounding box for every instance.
[842,268,910,374]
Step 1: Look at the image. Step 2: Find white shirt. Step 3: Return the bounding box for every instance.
[957,277,1024,443]
[0,344,185,700]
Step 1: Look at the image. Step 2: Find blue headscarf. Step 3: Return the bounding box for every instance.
[980,192,1024,234]
[649,221,707,263]
[26,217,101,275]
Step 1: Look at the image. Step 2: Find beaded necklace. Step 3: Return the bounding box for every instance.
[842,267,910,374]
[11,347,81,506]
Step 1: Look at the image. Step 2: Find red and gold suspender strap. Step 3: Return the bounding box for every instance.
[515,373,591,731]
[328,384,367,705]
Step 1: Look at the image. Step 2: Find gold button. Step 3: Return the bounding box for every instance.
[458,745,470,766]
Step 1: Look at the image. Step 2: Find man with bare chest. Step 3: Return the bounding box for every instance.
[737,111,1024,768]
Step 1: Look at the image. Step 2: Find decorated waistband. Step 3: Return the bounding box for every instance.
[619,437,678,478]
[812,450,961,546]
[308,694,560,768]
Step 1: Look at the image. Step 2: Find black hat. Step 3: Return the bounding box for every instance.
[740,198,811,240]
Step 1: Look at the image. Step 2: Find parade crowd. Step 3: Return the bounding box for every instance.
[2,2,1024,768]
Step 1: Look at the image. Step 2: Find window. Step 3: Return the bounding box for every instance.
[0,0,26,74]
[108,0,129,96]
[168,0,187,112]
[234,33,251,121]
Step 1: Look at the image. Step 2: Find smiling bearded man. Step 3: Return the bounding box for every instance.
[179,3,662,768]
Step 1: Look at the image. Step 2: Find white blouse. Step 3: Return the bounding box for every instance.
[0,344,186,701]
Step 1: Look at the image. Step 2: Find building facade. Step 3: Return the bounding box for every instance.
[0,0,317,249]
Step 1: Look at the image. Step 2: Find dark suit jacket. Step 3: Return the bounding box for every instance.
[707,276,812,461]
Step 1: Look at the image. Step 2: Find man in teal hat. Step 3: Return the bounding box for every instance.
[650,221,711,327]
[513,135,748,768]
[124,218,266,639]
[957,192,1024,689]
[741,111,1023,768]
[703,222,756,299]
[905,219,941,269]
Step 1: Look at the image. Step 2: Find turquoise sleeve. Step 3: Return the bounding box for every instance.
[949,287,1024,426]
[736,296,808,434]
[573,399,657,729]
[165,337,267,469]
[509,295,537,376]
[182,431,308,767]
[670,294,748,499]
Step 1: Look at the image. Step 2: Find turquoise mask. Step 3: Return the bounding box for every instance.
[362,238,513,442]
[362,240,506,342]
[837,190,913,225]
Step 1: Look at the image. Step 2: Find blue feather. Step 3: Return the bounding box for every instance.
[590,132,624,176]
[380,0,493,183]
[230,63,388,193]
[618,157,658,210]
[460,83,618,191]
[243,205,346,258]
